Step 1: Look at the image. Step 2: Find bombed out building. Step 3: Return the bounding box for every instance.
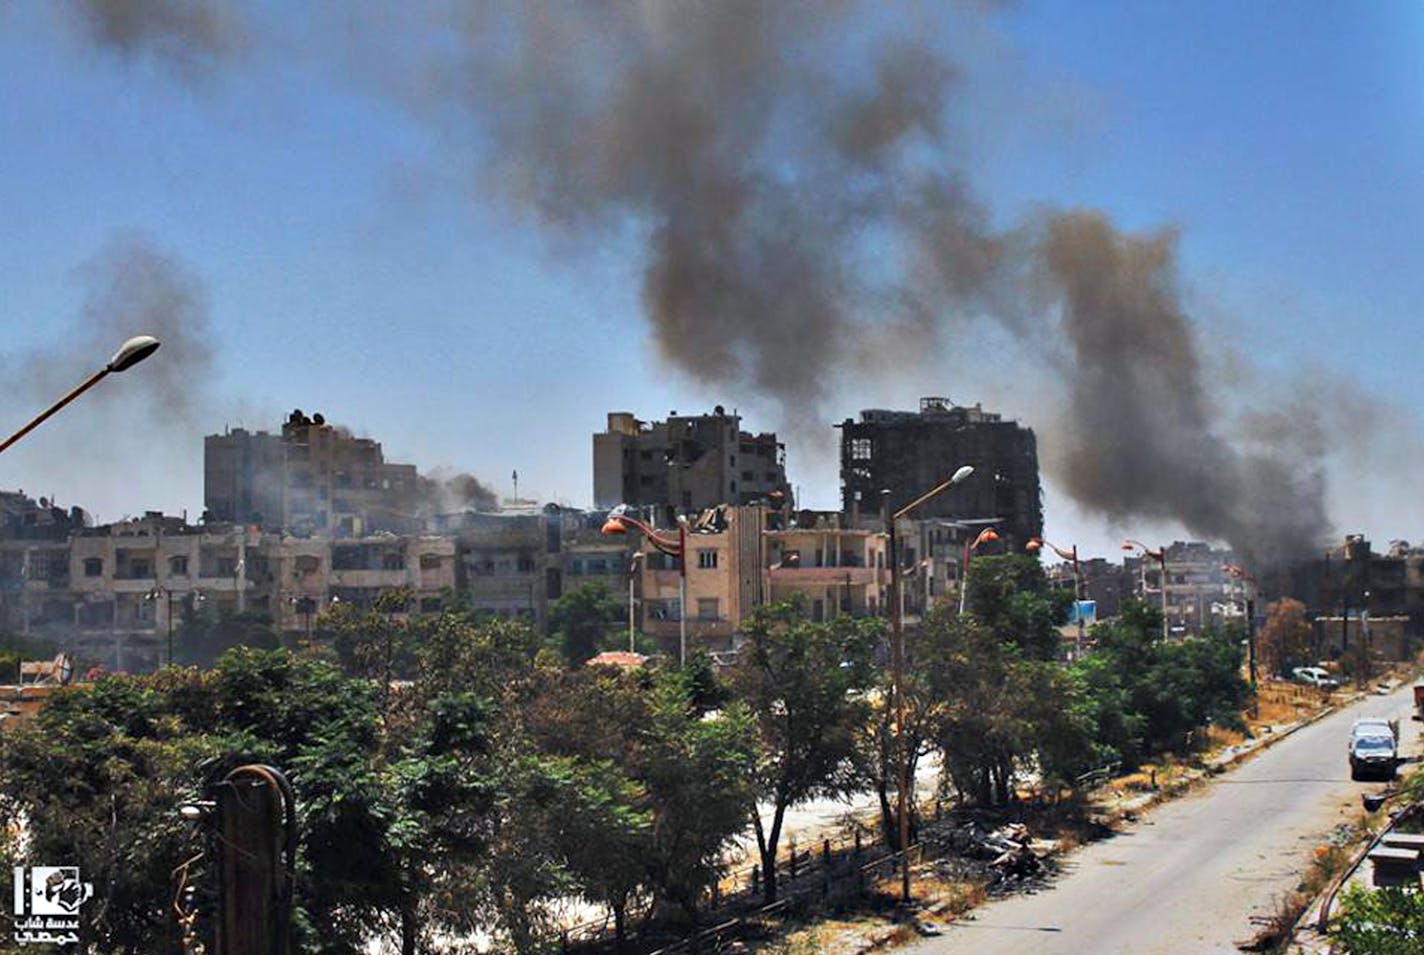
[204,410,422,536]
[592,408,791,520]
[838,398,1043,552]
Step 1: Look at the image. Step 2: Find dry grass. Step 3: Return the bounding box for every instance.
[1249,680,1329,729]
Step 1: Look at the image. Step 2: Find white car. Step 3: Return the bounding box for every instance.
[1292,666,1340,689]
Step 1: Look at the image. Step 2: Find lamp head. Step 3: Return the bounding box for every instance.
[601,517,628,536]
[107,335,161,373]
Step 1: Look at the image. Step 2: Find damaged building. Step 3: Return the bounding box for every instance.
[838,397,1043,553]
[204,410,422,536]
[592,407,791,520]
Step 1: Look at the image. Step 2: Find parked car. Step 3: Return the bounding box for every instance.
[1351,718,1399,742]
[1292,666,1340,689]
[1349,731,1398,781]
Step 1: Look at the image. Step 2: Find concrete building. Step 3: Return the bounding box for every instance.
[838,397,1042,553]
[633,505,768,654]
[0,492,87,639]
[593,408,790,519]
[454,512,555,626]
[1071,557,1131,621]
[1282,536,1424,645]
[65,516,269,672]
[765,514,888,622]
[205,410,422,536]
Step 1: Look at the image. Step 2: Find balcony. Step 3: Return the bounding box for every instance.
[769,566,882,587]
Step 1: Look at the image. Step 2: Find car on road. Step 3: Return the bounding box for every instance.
[1292,666,1340,689]
[1349,732,1398,780]
[1351,718,1398,742]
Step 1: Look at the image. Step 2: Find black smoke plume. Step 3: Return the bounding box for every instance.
[440,2,1330,563]
[40,1,1357,562]
[65,0,246,72]
[415,469,500,516]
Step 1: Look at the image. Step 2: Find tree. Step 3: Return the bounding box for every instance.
[963,555,1072,661]
[1072,601,1247,767]
[521,662,753,936]
[1330,884,1424,954]
[549,583,625,665]
[0,653,401,955]
[919,609,1093,805]
[730,602,879,902]
[1257,597,1313,678]
[636,677,755,929]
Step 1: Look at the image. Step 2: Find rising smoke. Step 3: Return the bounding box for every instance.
[0,232,216,517]
[438,2,1331,564]
[65,0,246,72]
[415,469,500,515]
[40,1,1354,563]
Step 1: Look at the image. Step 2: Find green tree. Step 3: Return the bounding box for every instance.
[1073,601,1247,766]
[920,609,1093,805]
[0,674,224,952]
[731,602,879,902]
[521,662,753,936]
[963,554,1072,661]
[548,583,624,665]
[1330,884,1424,954]
[636,677,755,929]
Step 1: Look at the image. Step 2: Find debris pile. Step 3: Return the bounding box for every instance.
[938,819,1049,892]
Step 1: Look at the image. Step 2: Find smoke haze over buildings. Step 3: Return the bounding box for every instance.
[0,233,216,517]
[18,0,1417,563]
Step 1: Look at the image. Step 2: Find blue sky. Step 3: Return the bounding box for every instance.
[1,1,1421,560]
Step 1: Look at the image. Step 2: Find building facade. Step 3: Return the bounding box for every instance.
[838,397,1042,553]
[593,408,790,519]
[205,410,422,536]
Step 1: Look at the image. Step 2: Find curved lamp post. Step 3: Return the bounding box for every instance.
[145,586,177,668]
[1221,562,1259,690]
[602,506,688,664]
[885,463,973,902]
[1123,539,1168,639]
[1028,537,1083,654]
[626,552,645,653]
[0,335,161,456]
[958,527,1000,614]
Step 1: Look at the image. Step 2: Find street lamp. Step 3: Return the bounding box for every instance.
[145,586,175,668]
[288,595,316,640]
[1028,537,1083,655]
[1123,540,1168,640]
[0,335,161,456]
[626,552,645,653]
[958,527,1000,615]
[885,464,974,903]
[1221,562,1258,691]
[602,506,689,665]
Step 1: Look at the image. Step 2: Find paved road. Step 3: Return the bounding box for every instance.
[905,682,1421,955]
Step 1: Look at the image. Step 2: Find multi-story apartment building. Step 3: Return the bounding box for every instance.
[592,408,791,519]
[0,492,87,639]
[205,410,422,536]
[838,397,1042,554]
[764,514,888,622]
[632,505,768,654]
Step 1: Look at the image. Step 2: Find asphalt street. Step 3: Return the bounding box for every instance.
[903,681,1422,955]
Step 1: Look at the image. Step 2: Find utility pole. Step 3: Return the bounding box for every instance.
[214,764,295,955]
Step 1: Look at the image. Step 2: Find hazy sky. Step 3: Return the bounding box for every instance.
[2,1,1422,562]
